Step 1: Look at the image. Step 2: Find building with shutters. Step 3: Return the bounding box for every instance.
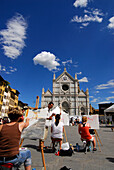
[0,76,20,117]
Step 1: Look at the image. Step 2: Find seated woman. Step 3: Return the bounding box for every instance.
[51,114,64,151]
[78,116,97,151]
[0,107,31,170]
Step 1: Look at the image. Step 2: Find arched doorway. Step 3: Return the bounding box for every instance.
[81,107,85,115]
[62,101,69,113]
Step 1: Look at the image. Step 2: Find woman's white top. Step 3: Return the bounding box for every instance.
[51,122,64,139]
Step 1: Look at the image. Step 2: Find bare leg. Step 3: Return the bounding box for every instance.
[92,137,96,148]
[59,140,62,150]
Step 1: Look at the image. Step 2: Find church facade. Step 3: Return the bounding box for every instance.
[41,68,89,115]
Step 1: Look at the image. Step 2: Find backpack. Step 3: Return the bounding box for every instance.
[75,144,86,152]
[59,147,73,156]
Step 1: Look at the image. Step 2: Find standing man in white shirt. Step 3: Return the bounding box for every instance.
[39,102,55,148]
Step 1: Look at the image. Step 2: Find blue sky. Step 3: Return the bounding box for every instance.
[0,0,114,109]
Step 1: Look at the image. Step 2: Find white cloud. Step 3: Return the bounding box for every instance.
[84,9,104,16]
[74,64,78,67]
[0,13,27,59]
[107,16,114,29]
[2,67,6,71]
[111,91,114,94]
[0,64,17,73]
[96,80,114,90]
[71,14,103,23]
[6,72,11,74]
[10,68,17,72]
[33,51,60,71]
[71,8,104,29]
[91,98,97,103]
[74,0,88,8]
[89,96,94,98]
[96,91,99,93]
[79,77,88,82]
[77,72,82,75]
[106,96,114,101]
[82,22,89,27]
[98,101,111,104]
[62,59,72,66]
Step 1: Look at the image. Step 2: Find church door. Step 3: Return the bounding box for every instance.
[62,101,69,113]
[81,107,85,115]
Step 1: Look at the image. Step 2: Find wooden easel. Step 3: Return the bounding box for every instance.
[94,129,103,152]
[20,138,46,170]
[40,140,46,170]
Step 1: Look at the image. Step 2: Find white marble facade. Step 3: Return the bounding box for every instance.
[41,68,89,116]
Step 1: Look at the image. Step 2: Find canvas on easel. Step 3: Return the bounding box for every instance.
[84,115,103,151]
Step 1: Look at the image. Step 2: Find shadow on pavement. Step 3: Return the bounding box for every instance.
[23,144,54,154]
[23,144,38,151]
[106,157,114,163]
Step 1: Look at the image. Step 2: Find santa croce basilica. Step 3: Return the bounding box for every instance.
[41,68,90,116]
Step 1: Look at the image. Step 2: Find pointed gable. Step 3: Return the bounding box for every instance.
[78,90,86,96]
[56,70,75,83]
[44,89,52,96]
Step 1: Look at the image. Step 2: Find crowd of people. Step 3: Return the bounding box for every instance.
[0,101,97,169]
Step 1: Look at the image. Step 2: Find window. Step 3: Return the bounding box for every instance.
[62,84,69,91]
[11,92,15,100]
[0,89,2,94]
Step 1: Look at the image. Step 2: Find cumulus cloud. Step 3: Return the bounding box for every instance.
[79,77,88,82]
[0,64,17,74]
[62,59,72,66]
[106,96,114,101]
[0,13,27,59]
[33,51,60,71]
[107,16,114,29]
[96,80,114,90]
[73,0,88,8]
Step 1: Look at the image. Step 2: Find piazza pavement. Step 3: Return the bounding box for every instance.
[21,125,114,170]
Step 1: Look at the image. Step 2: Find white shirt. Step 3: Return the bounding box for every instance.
[51,122,64,139]
[44,107,55,127]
